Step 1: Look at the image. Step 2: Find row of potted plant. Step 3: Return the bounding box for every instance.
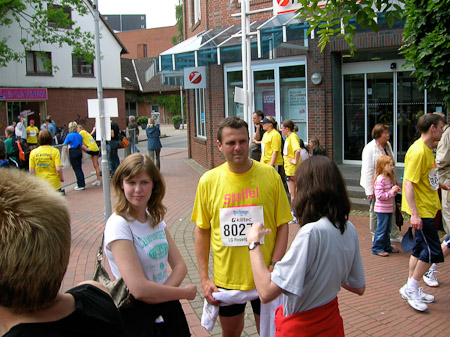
[136,115,182,129]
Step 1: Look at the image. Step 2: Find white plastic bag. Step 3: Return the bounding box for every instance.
[61,146,70,167]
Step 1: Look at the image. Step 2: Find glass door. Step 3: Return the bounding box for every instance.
[279,65,307,141]
[254,69,275,118]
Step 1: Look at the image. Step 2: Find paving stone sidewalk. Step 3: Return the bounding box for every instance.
[62,146,450,337]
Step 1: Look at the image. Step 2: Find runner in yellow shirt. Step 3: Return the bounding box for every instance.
[26,119,39,149]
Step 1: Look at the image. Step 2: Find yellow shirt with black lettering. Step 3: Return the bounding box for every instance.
[191,160,292,290]
[29,145,62,190]
[283,132,301,176]
[402,138,441,218]
[261,129,283,166]
[79,130,99,152]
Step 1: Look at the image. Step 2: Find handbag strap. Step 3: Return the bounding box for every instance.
[97,219,134,263]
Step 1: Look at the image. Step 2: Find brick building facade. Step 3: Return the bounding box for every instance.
[161,0,447,169]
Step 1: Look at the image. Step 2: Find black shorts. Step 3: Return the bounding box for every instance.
[412,218,444,264]
[218,298,261,317]
[86,150,99,156]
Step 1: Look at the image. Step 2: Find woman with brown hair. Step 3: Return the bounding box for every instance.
[104,153,196,336]
[247,156,365,336]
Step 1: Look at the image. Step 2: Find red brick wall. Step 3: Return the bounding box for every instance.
[117,26,179,59]
[46,88,126,130]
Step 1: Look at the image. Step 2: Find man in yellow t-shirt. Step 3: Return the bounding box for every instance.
[29,130,64,190]
[192,117,291,336]
[400,113,449,312]
[26,119,39,149]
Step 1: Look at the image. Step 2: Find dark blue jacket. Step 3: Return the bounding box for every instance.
[146,125,162,150]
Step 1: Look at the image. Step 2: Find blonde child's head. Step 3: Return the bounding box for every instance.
[375,155,395,182]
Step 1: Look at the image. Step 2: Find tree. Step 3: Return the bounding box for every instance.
[296,0,450,107]
[0,0,95,69]
[171,1,184,45]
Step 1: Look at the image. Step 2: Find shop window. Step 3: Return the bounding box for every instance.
[72,55,94,76]
[48,4,72,29]
[195,88,206,138]
[26,51,52,76]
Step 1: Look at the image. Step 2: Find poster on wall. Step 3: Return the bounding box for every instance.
[288,88,306,121]
[263,90,275,116]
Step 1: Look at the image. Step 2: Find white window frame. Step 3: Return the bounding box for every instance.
[195,88,206,138]
[194,0,201,24]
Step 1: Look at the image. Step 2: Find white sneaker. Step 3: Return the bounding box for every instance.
[399,285,428,312]
[92,180,101,186]
[74,186,85,191]
[423,270,439,287]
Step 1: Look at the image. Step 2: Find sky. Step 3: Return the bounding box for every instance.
[97,0,179,29]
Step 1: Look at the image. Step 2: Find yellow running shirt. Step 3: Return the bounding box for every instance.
[191,160,292,290]
[261,129,283,166]
[29,145,62,190]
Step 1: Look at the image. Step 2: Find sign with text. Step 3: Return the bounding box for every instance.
[183,66,206,89]
[0,88,48,101]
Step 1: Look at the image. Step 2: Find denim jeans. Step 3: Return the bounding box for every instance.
[372,212,393,254]
[69,148,85,188]
[107,140,120,176]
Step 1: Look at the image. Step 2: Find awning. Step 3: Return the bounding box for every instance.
[159,12,309,72]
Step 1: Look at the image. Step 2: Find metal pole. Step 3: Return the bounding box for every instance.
[246,0,252,125]
[180,85,184,129]
[93,0,112,220]
[241,0,248,124]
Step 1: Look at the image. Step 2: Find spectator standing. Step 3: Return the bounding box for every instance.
[372,156,401,257]
[261,117,283,168]
[105,154,196,336]
[146,118,162,170]
[29,130,64,192]
[127,115,140,153]
[78,124,101,186]
[0,169,126,337]
[15,115,27,140]
[108,119,121,177]
[46,117,56,140]
[299,139,310,162]
[0,141,14,168]
[250,110,265,161]
[4,126,18,164]
[399,113,449,312]
[247,156,365,336]
[191,117,291,336]
[309,137,326,156]
[26,119,39,150]
[360,124,403,243]
[63,122,85,191]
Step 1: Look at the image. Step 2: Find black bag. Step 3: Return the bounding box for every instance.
[395,193,403,230]
[10,137,31,169]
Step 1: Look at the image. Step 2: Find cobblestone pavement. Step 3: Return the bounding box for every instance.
[62,132,450,336]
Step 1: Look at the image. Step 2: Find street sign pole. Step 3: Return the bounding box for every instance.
[93,0,112,220]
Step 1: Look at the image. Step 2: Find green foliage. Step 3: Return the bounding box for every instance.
[145,94,185,116]
[171,114,182,125]
[400,0,450,107]
[171,2,183,45]
[137,116,148,125]
[296,0,404,54]
[296,0,450,107]
[0,0,95,69]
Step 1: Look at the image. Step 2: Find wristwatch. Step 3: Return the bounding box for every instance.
[248,241,260,250]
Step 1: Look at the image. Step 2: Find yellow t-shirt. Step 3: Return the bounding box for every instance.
[29,145,62,190]
[26,126,39,144]
[283,132,301,176]
[261,129,283,166]
[191,160,292,290]
[79,130,99,152]
[401,138,441,218]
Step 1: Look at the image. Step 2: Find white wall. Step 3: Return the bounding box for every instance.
[0,1,122,89]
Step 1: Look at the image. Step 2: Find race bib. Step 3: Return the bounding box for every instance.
[219,206,264,247]
[30,130,37,137]
[429,168,439,190]
[283,140,289,156]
